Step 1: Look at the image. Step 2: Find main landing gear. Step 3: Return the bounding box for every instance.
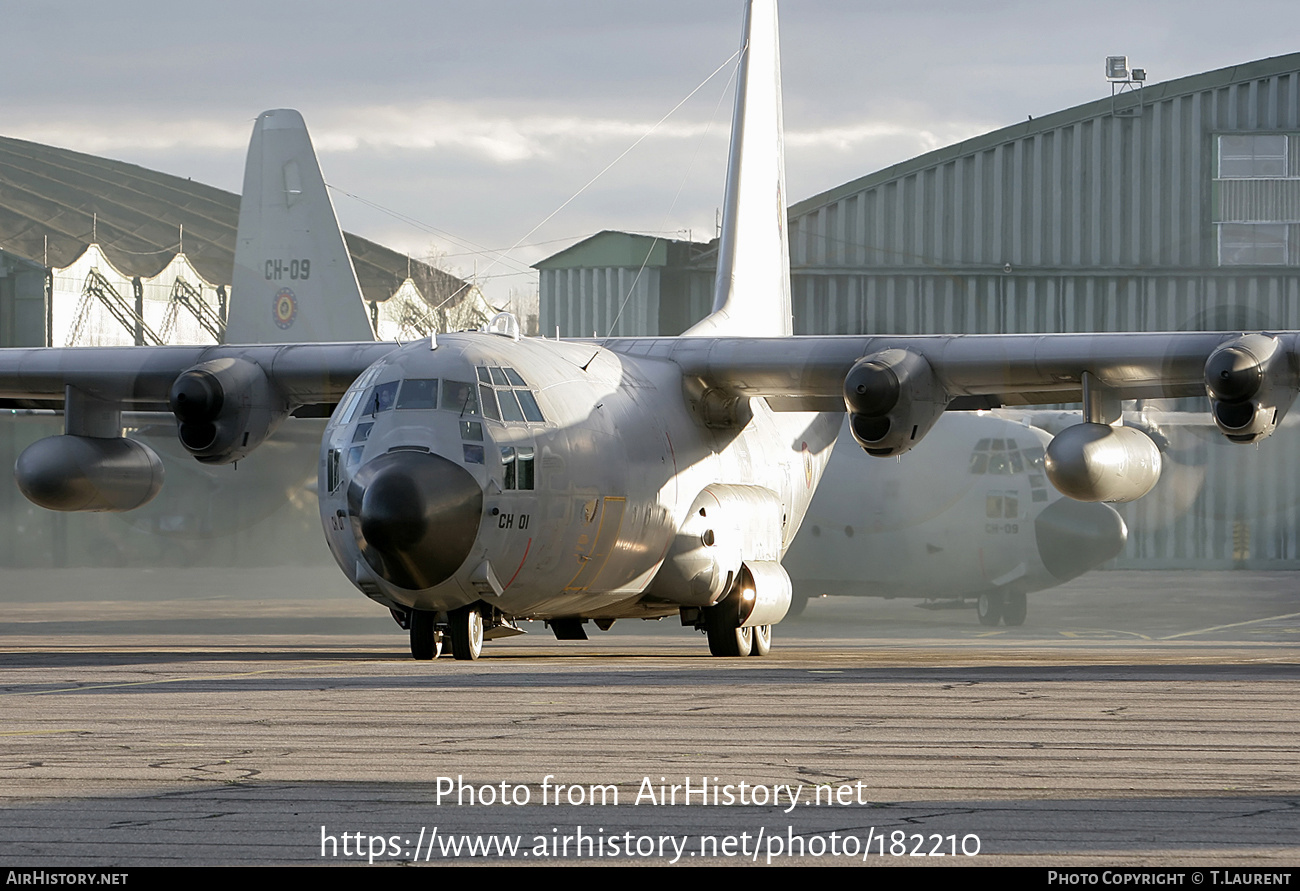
[402,605,484,660]
[976,590,1027,627]
[701,597,773,657]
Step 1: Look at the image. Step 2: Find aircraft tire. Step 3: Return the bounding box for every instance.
[977,591,1004,626]
[750,624,772,656]
[1002,592,1027,626]
[449,605,484,660]
[410,609,441,660]
[704,605,753,656]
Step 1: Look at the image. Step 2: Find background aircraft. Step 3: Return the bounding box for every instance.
[785,413,1127,626]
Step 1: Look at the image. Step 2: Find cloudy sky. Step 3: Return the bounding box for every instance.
[6,1,1297,303]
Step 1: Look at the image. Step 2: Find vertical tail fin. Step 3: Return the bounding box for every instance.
[684,0,791,338]
[225,109,376,344]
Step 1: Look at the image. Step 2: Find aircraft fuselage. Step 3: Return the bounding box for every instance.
[318,332,839,623]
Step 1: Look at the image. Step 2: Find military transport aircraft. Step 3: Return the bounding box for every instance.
[0,0,1291,660]
[783,413,1128,627]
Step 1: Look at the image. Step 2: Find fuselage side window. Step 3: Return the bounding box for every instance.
[499,445,535,491]
[327,449,341,493]
[501,446,517,489]
[517,447,535,490]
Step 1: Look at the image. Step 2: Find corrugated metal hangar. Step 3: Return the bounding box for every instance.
[537,52,1300,568]
[0,134,485,347]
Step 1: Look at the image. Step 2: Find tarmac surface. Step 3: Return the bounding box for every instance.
[0,567,1297,866]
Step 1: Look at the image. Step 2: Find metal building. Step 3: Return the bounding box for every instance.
[537,52,1300,568]
[0,134,488,347]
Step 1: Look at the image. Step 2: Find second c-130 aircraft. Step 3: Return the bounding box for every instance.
[1,0,1293,659]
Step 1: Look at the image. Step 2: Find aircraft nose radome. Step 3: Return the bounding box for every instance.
[349,451,483,591]
[1034,498,1128,582]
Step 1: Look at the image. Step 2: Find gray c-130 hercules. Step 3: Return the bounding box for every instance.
[0,0,1292,659]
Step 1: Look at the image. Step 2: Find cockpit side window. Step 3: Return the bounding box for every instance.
[444,380,479,417]
[475,365,546,425]
[366,381,398,415]
[498,389,526,423]
[479,385,501,421]
[516,390,544,423]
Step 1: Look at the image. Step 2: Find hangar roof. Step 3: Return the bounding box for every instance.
[789,50,1300,220]
[0,134,465,303]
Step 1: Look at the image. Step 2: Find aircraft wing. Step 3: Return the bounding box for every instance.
[610,328,1293,480]
[623,330,1245,408]
[0,327,1271,417]
[0,342,395,409]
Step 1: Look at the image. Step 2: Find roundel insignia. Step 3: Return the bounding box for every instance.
[273,287,298,330]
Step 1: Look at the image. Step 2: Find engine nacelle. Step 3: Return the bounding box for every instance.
[15,435,164,512]
[168,358,288,464]
[1044,423,1162,503]
[843,348,947,456]
[649,485,785,607]
[1204,334,1295,444]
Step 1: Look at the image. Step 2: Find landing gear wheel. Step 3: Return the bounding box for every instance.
[449,605,484,661]
[409,609,441,660]
[704,605,753,657]
[750,624,772,656]
[1002,591,1027,626]
[977,591,1005,627]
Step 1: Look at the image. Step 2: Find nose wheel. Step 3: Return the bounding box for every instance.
[449,605,484,660]
[409,609,442,660]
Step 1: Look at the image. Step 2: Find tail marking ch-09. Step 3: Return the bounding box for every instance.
[1,1,1297,659]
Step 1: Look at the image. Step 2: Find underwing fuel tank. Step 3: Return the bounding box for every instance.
[1044,423,1161,503]
[15,435,165,512]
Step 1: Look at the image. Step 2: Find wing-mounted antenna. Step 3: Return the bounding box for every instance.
[226,109,376,344]
[683,0,791,338]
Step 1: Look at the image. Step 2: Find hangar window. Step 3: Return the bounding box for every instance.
[1219,223,1288,265]
[1214,134,1300,266]
[1218,134,1287,178]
